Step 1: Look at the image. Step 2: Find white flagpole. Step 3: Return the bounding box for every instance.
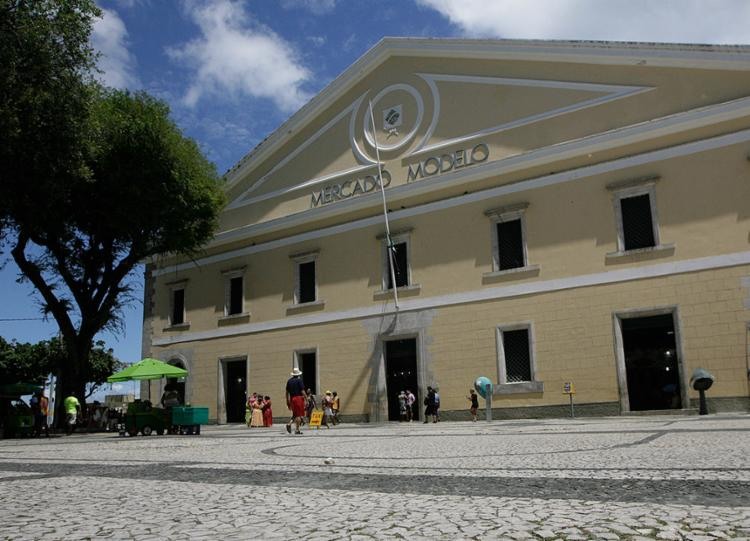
[368,99,399,310]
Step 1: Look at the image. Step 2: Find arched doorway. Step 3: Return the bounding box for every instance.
[166,359,187,405]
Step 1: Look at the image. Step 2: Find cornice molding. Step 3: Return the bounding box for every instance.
[152,250,750,347]
[153,126,750,278]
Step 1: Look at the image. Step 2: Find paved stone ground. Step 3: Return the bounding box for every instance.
[0,414,749,540]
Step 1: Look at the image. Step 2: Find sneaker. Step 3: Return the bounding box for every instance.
[295,430,302,435]
[285,424,291,434]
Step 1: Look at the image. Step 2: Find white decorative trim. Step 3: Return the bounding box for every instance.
[223,268,245,317]
[152,250,750,346]
[381,230,412,291]
[155,127,750,278]
[411,74,651,156]
[611,182,661,252]
[606,243,675,261]
[413,75,440,153]
[226,93,373,210]
[363,84,424,154]
[224,38,750,192]
[207,100,750,251]
[496,322,536,384]
[292,251,318,305]
[486,203,531,273]
[231,164,378,209]
[612,306,686,413]
[483,264,540,280]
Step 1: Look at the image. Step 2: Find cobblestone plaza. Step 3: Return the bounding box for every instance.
[1,414,749,540]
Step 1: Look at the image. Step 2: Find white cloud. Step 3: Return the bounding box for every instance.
[307,35,327,47]
[280,0,337,15]
[91,8,141,89]
[169,0,312,112]
[417,0,750,44]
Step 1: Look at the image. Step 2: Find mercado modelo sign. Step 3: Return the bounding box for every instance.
[310,142,489,208]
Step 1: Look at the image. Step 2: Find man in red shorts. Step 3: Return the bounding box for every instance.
[285,368,306,435]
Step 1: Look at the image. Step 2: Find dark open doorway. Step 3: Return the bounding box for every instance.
[384,338,419,421]
[225,360,247,423]
[166,359,186,405]
[298,351,317,395]
[622,313,681,411]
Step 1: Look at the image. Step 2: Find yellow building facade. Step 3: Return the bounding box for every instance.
[143,39,750,423]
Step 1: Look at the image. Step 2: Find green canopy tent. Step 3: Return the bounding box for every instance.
[107,358,187,382]
[108,358,187,402]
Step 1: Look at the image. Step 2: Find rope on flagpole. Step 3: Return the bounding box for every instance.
[368,99,399,310]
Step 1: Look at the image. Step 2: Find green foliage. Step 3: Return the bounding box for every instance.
[0,0,100,239]
[0,1,225,401]
[0,336,122,394]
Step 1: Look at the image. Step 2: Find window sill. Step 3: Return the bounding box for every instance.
[493,381,544,395]
[163,322,190,332]
[374,284,421,301]
[286,300,325,316]
[218,312,251,326]
[482,264,540,284]
[605,243,675,263]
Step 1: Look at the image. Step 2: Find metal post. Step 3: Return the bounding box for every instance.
[569,393,575,418]
[698,389,708,415]
[485,383,492,422]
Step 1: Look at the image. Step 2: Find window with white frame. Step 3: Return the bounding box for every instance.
[609,177,661,252]
[167,280,187,326]
[291,250,319,305]
[379,229,412,290]
[496,324,534,384]
[222,267,246,316]
[485,203,530,272]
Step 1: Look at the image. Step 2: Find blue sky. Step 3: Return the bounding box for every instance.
[2,0,749,396]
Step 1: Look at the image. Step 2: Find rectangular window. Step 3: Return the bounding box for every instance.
[496,219,525,270]
[608,177,662,255]
[386,241,409,289]
[222,267,246,317]
[620,193,656,251]
[502,328,532,382]
[485,202,531,274]
[171,288,185,325]
[497,324,535,384]
[228,276,243,315]
[298,260,316,304]
[297,351,317,395]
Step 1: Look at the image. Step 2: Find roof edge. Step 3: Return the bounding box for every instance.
[223,37,750,190]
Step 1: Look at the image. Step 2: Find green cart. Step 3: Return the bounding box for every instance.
[171,406,209,435]
[121,400,169,436]
[120,402,208,436]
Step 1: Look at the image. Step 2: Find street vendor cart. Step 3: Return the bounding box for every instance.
[108,358,208,436]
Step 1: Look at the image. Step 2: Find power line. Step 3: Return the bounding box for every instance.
[0,317,47,322]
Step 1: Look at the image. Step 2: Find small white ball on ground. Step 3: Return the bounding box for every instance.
[324,457,334,465]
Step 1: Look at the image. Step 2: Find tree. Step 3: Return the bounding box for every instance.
[0,336,123,399]
[0,3,225,420]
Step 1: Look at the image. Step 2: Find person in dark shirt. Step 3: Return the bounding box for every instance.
[468,389,479,422]
[285,368,306,435]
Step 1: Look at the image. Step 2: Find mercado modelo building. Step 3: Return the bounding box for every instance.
[142,38,750,423]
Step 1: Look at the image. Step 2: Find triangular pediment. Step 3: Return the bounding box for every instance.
[219,39,750,238]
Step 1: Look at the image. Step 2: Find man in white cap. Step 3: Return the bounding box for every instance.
[285,368,306,434]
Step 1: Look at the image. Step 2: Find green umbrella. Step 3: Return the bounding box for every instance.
[107,358,188,383]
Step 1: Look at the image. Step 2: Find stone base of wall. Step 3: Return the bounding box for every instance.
[688,396,750,414]
[209,397,749,424]
[435,401,621,421]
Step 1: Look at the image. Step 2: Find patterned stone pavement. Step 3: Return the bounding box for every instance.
[0,414,749,540]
